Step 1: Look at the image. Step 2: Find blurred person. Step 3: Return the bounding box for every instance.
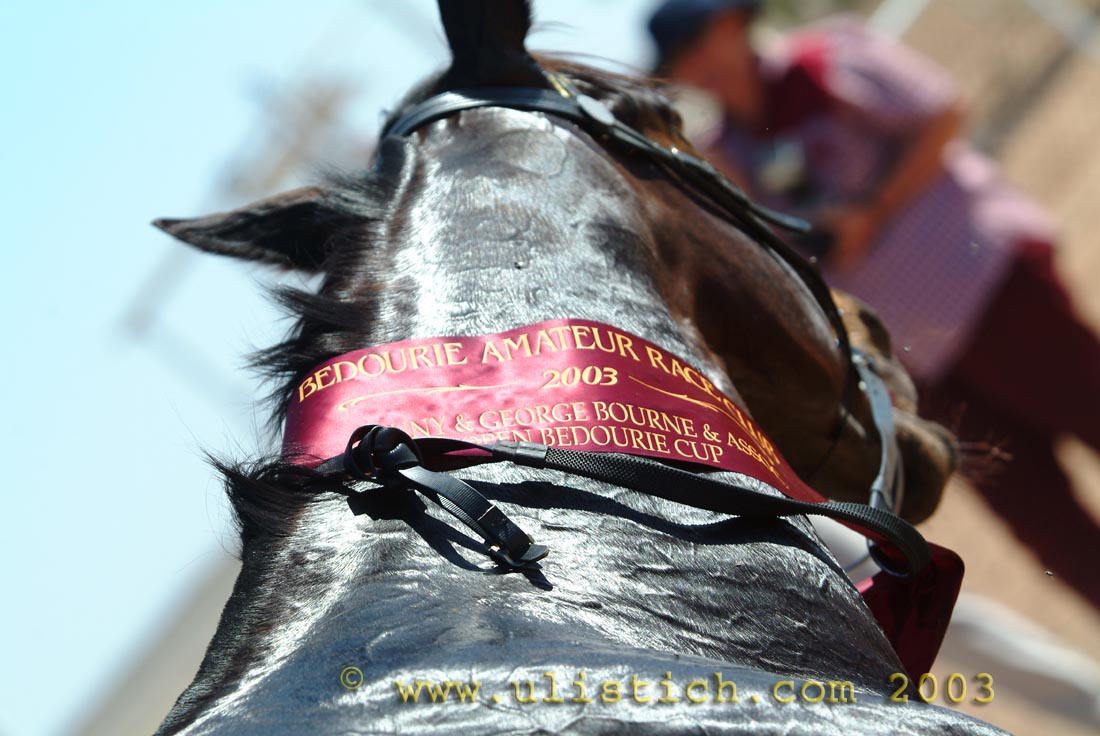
[648,0,1100,608]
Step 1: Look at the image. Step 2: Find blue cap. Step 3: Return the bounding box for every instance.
[647,0,760,69]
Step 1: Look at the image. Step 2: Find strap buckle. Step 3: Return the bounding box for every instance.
[488,542,550,569]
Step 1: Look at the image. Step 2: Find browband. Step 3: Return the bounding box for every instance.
[384,86,807,232]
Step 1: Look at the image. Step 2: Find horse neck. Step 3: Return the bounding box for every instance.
[209,476,905,704]
[163,111,902,731]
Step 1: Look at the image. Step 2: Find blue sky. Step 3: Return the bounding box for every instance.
[0,1,657,733]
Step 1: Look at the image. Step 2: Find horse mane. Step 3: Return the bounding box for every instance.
[245,168,396,420]
[219,167,409,548]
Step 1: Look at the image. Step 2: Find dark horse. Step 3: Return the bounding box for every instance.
[154,3,1002,733]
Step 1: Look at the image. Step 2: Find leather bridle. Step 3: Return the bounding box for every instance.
[309,72,911,573]
[384,74,868,485]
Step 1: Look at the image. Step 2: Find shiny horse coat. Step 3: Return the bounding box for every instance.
[154,2,1000,733]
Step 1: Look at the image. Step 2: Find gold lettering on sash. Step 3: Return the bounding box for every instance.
[381,349,408,374]
[481,341,507,363]
[408,345,432,370]
[298,375,318,402]
[333,361,358,382]
[547,325,571,349]
[444,342,468,365]
[503,334,531,360]
[533,329,560,354]
[570,325,594,350]
[358,353,386,377]
[613,332,640,361]
[646,345,669,373]
[314,366,335,390]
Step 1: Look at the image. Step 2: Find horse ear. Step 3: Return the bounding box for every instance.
[153,186,350,271]
[436,0,546,88]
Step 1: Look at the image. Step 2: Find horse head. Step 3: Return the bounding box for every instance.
[151,3,994,734]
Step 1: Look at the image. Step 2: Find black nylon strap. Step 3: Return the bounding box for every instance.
[326,427,929,574]
[491,440,929,573]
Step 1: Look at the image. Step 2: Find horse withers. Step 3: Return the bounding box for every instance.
[152,2,999,733]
